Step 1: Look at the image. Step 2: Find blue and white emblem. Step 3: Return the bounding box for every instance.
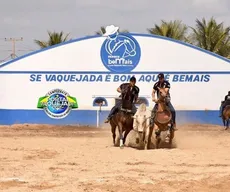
[100,25,141,73]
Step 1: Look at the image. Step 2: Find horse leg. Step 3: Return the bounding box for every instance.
[222,117,226,128]
[147,126,154,149]
[155,126,161,149]
[156,132,161,149]
[169,128,175,148]
[144,127,149,150]
[118,122,124,148]
[123,128,132,145]
[165,123,173,143]
[226,119,229,130]
[111,123,116,146]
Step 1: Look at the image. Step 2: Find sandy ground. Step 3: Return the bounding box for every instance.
[0,123,230,192]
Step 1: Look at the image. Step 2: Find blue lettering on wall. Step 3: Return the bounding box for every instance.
[29,74,211,83]
[30,74,42,82]
[172,74,210,82]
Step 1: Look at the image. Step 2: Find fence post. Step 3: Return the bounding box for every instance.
[96,103,102,128]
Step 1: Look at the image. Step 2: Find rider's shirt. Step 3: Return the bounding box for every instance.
[225,94,230,101]
[119,83,139,103]
[153,80,171,99]
[224,94,230,106]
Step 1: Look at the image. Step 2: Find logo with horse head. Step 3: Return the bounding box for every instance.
[37,89,78,119]
[100,25,141,72]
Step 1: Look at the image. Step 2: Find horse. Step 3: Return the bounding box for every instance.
[132,103,152,150]
[222,105,230,130]
[110,93,135,148]
[151,87,175,148]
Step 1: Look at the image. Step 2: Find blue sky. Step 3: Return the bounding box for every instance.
[0,0,230,62]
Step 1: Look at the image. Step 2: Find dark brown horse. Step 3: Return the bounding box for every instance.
[152,87,175,148]
[110,87,135,148]
[222,105,230,130]
[110,99,134,148]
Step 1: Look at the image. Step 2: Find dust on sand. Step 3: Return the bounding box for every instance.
[0,123,230,192]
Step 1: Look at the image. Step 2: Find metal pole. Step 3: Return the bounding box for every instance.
[97,110,99,128]
[4,37,23,59]
[96,104,102,128]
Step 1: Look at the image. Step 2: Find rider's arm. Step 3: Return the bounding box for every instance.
[152,83,157,100]
[165,81,171,94]
[117,87,122,93]
[152,89,156,99]
[133,87,140,103]
[224,95,228,101]
[117,83,124,93]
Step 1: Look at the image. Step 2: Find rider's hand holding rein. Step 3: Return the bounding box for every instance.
[117,87,122,93]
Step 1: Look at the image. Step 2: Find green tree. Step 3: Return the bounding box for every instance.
[34,31,70,49]
[189,17,230,58]
[95,26,129,35]
[147,20,189,41]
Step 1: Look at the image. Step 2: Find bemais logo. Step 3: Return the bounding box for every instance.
[100,25,141,73]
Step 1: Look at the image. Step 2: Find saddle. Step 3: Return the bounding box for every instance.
[224,100,230,106]
[119,99,134,114]
[153,104,172,124]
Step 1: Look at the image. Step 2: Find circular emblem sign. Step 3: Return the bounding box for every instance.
[100,33,141,72]
[37,89,78,119]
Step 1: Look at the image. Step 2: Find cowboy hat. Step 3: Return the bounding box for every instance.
[102,25,119,36]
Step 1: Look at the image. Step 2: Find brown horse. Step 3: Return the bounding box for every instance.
[151,87,175,148]
[222,105,230,130]
[110,98,134,148]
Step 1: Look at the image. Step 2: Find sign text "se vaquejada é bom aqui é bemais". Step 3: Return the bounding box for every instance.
[29,74,211,83]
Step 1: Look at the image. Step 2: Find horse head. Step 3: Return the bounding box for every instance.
[153,87,172,126]
[157,87,167,102]
[155,87,169,112]
[132,103,151,133]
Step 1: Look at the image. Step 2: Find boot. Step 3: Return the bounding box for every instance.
[173,122,178,131]
[150,111,156,127]
[104,116,111,123]
[104,106,118,123]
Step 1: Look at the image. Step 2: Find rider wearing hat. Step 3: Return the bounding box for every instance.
[104,76,139,123]
[151,73,177,130]
[219,91,230,117]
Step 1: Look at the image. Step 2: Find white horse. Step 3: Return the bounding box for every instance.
[132,103,152,150]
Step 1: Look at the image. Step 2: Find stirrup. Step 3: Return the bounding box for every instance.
[173,123,178,131]
[104,118,110,123]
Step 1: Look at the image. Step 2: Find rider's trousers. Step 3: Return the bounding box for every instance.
[219,105,223,116]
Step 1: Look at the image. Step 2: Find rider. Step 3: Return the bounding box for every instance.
[151,73,177,130]
[219,91,230,117]
[104,76,140,123]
